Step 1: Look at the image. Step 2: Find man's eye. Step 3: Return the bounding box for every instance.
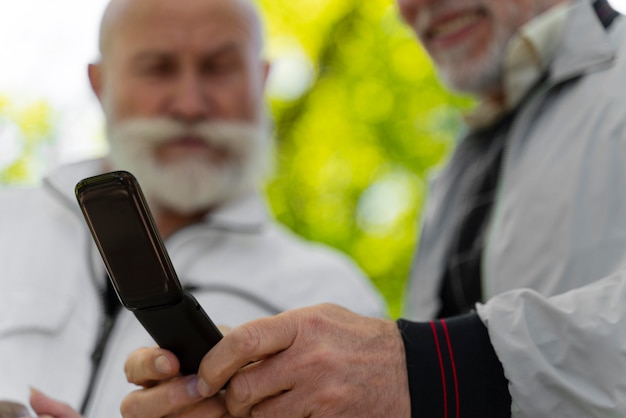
[203,59,238,75]
[140,62,176,77]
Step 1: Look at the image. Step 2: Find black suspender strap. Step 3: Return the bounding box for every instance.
[593,0,621,28]
[80,275,122,414]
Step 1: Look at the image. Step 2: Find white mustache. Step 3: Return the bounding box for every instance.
[105,117,271,213]
[107,118,264,158]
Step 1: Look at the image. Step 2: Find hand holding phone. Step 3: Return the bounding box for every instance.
[75,171,222,375]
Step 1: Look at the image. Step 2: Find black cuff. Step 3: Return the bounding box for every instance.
[397,313,511,418]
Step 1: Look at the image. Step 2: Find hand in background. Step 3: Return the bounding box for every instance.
[29,388,81,418]
[0,389,82,418]
[0,400,29,418]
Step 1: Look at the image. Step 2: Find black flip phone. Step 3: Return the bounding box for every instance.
[75,170,223,375]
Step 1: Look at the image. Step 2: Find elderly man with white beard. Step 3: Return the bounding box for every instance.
[0,0,386,416]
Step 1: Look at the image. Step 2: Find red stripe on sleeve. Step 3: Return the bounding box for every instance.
[441,319,460,418]
[430,320,448,418]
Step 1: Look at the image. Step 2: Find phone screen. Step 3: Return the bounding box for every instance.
[77,172,183,310]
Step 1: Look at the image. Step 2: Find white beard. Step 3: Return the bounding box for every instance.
[414,1,524,96]
[106,117,271,214]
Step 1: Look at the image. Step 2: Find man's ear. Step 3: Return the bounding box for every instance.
[88,62,104,102]
[261,59,271,86]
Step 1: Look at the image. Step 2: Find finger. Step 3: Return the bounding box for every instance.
[164,393,231,418]
[223,358,293,417]
[223,329,338,418]
[120,375,203,418]
[125,346,181,386]
[217,324,232,335]
[197,311,299,397]
[29,388,81,418]
[247,390,313,418]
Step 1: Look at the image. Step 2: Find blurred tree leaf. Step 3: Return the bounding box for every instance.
[0,95,57,185]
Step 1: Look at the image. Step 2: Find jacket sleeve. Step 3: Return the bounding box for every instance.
[476,270,626,417]
[397,314,511,417]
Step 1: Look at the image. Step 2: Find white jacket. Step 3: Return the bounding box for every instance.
[406,0,626,415]
[0,159,386,416]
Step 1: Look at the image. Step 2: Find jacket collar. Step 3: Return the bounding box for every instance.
[44,158,269,233]
[202,190,269,233]
[550,0,617,83]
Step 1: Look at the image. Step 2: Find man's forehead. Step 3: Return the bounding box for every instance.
[117,19,249,54]
[100,0,262,57]
[127,41,245,65]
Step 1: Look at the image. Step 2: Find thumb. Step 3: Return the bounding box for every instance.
[29,388,81,418]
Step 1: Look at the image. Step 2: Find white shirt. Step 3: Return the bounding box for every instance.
[0,159,386,416]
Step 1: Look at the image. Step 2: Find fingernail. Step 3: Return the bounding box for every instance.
[30,386,46,399]
[197,378,211,397]
[155,355,172,375]
[186,375,201,397]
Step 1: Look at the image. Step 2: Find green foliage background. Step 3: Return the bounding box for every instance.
[0,0,471,318]
[0,96,56,184]
[258,0,470,316]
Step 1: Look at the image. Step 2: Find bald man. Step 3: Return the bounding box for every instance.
[0,0,385,416]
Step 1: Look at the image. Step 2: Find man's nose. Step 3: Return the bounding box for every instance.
[168,73,211,123]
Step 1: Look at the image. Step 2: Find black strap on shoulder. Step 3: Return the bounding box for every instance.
[594,0,621,28]
[80,275,122,414]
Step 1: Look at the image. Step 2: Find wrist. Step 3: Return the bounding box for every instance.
[397,313,511,417]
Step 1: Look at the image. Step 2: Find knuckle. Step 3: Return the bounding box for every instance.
[164,379,187,405]
[119,394,140,418]
[306,344,338,372]
[317,386,344,405]
[124,366,137,385]
[231,325,262,358]
[123,347,149,384]
[123,361,135,384]
[300,306,338,334]
[250,404,270,418]
[229,371,255,405]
